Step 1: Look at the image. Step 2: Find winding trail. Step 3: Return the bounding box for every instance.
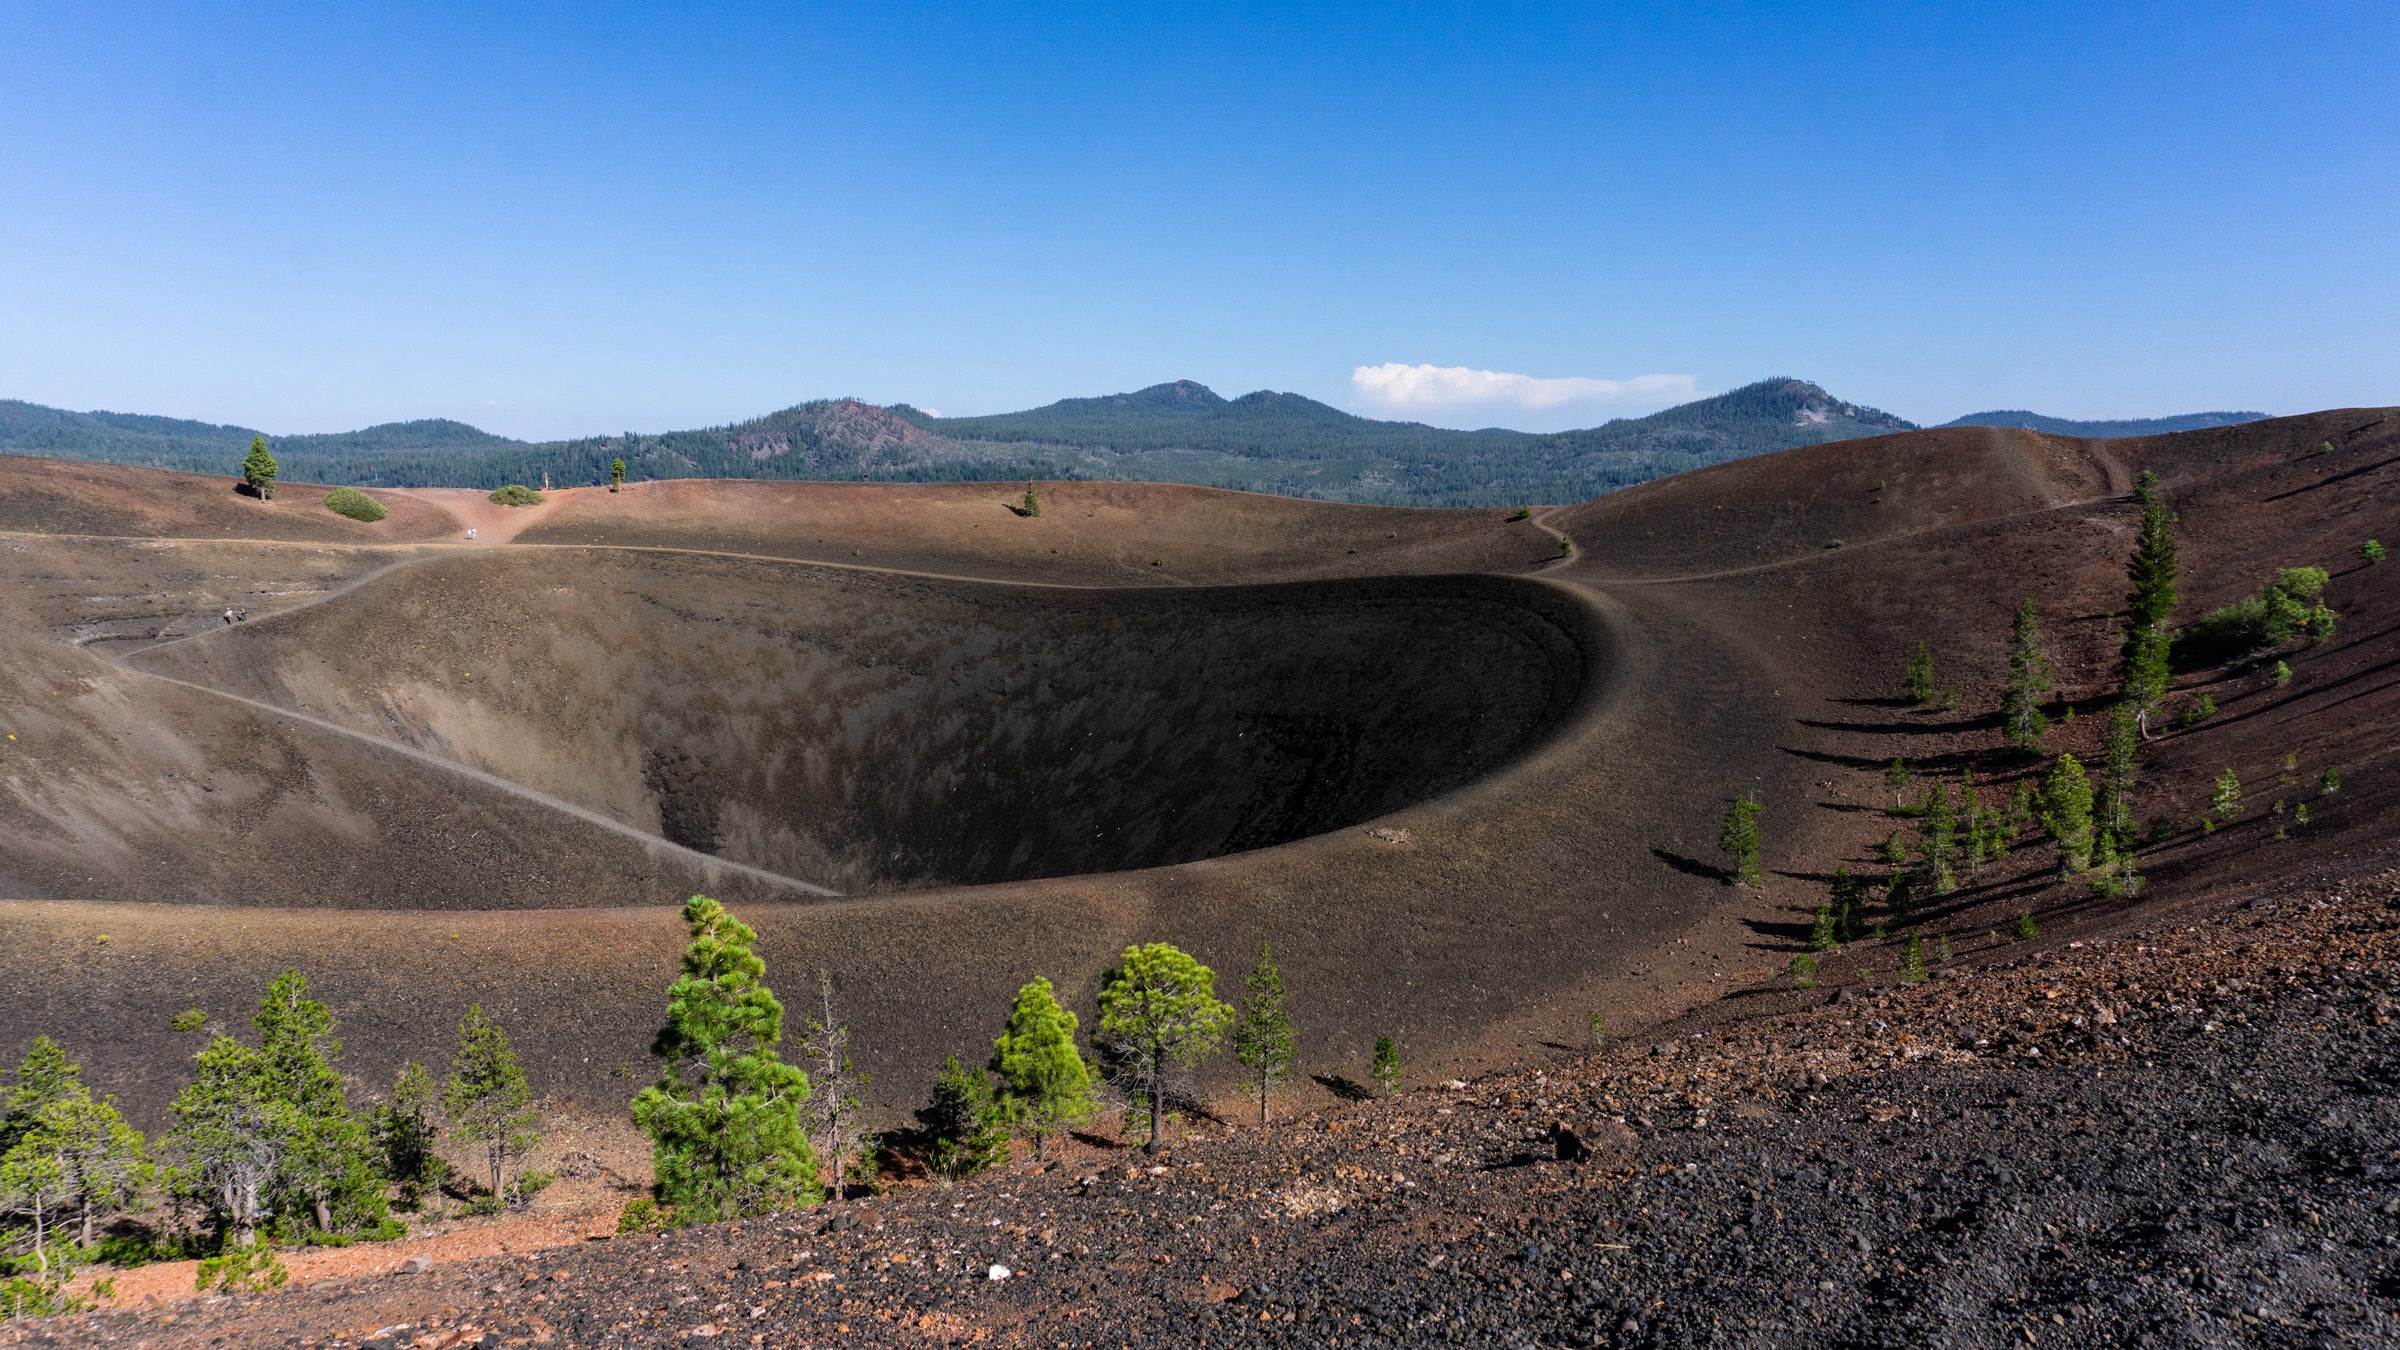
[90,551,844,898]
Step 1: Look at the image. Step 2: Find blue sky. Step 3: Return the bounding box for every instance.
[1,2,2393,437]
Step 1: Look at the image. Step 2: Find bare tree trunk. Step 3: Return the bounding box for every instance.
[315,1196,332,1231]
[81,1196,94,1249]
[1146,1073,1163,1153]
[30,1199,47,1277]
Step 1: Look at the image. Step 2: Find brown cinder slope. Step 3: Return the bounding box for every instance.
[0,407,2393,1136]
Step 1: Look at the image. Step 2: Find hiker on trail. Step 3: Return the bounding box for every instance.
[466,528,478,541]
[235,608,249,622]
[223,608,235,625]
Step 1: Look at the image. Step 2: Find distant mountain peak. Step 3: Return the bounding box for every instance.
[1116,380,1224,408]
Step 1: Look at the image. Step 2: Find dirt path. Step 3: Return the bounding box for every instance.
[405,487,575,543]
[113,661,842,898]
[75,1204,621,1311]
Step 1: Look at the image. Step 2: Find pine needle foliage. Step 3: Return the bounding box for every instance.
[1902,643,1937,704]
[240,436,278,500]
[990,977,1096,1157]
[918,1057,1008,1182]
[444,1006,538,1208]
[1370,1036,1401,1097]
[1096,944,1232,1154]
[632,896,819,1222]
[2041,754,2096,874]
[1230,944,1296,1126]
[2000,599,2054,751]
[1718,790,1764,887]
[372,1063,445,1211]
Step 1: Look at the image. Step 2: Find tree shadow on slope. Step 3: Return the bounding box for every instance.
[1781,745,1991,775]
[1313,1074,1377,1103]
[1651,847,1728,883]
[1797,713,2001,736]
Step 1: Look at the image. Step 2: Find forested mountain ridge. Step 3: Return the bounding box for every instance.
[1938,409,2268,437]
[0,380,2261,506]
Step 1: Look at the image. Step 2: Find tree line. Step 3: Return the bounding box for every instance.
[624,897,1339,1227]
[0,976,539,1310]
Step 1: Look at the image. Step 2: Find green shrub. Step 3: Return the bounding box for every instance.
[1788,953,1818,989]
[171,1008,207,1032]
[0,1276,87,1318]
[194,1244,288,1293]
[1505,506,1533,521]
[2012,912,2038,942]
[488,484,544,506]
[617,1198,662,1233]
[2179,694,2217,726]
[322,488,387,522]
[2364,539,2386,565]
[2179,566,2335,660]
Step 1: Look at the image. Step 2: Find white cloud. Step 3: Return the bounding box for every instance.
[1350,363,1702,428]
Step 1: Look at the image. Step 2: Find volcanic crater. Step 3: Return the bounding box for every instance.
[129,551,1601,896]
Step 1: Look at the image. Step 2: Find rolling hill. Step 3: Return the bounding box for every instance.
[2,379,1915,507]
[1939,408,2268,437]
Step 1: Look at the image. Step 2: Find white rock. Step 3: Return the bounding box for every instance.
[987,1264,1011,1281]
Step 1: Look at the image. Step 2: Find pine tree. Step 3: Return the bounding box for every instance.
[1095,944,1233,1153]
[373,1063,445,1211]
[2041,754,2096,874]
[251,971,383,1234]
[0,1038,82,1158]
[240,436,279,500]
[2000,599,2054,751]
[444,1006,538,1208]
[1879,829,1908,869]
[0,1136,70,1276]
[1959,771,1988,872]
[609,458,626,491]
[2210,769,2242,822]
[795,973,873,1201]
[1230,944,1295,1126]
[35,1093,148,1248]
[166,1036,293,1247]
[1885,868,1914,924]
[1718,790,1764,887]
[632,896,818,1221]
[1371,1036,1401,1097]
[918,1056,1009,1182]
[990,977,1096,1157]
[1809,904,1838,951]
[1899,933,1926,985]
[2117,492,2179,732]
[2098,704,2140,847]
[1902,643,1937,704]
[1023,478,1041,517]
[1886,758,1911,807]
